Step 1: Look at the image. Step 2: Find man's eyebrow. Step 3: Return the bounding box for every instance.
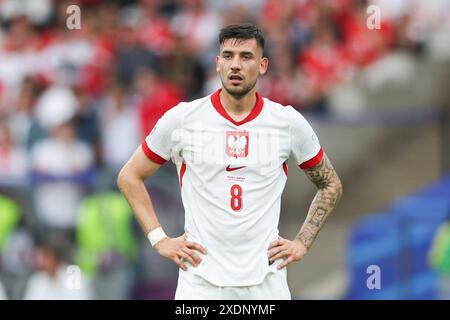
[221,50,255,56]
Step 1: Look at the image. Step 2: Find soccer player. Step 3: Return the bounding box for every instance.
[117,23,343,300]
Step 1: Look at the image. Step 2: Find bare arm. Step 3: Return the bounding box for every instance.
[117,147,163,234]
[297,153,343,249]
[117,147,206,270]
[268,153,343,269]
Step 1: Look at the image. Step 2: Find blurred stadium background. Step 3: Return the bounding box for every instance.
[0,0,450,300]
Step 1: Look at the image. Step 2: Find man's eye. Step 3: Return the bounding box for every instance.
[243,55,251,60]
[223,54,231,59]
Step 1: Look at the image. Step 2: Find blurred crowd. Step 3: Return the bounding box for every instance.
[0,0,449,300]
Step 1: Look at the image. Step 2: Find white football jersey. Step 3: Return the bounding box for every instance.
[142,89,323,286]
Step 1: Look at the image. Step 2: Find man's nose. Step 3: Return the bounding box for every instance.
[230,56,242,71]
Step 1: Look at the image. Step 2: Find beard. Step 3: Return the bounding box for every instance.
[221,78,257,99]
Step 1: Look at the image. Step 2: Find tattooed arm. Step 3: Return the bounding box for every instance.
[297,154,343,249]
[268,153,342,269]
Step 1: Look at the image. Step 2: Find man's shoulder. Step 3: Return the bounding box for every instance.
[173,94,212,113]
[261,95,298,116]
[260,95,312,128]
[184,94,212,107]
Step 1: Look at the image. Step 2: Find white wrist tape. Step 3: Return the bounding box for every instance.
[147,227,167,247]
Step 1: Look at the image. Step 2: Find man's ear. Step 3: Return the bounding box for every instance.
[259,57,269,75]
[215,55,220,73]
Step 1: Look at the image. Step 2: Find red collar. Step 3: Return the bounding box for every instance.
[210,88,264,126]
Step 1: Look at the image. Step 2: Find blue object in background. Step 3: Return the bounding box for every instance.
[346,175,450,299]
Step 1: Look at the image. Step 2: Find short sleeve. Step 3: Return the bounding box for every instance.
[287,106,323,169]
[141,103,184,165]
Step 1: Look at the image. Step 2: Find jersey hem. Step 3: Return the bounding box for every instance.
[187,259,283,287]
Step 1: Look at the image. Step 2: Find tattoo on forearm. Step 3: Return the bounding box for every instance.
[308,207,326,228]
[296,154,343,249]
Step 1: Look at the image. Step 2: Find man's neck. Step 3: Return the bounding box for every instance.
[220,88,257,122]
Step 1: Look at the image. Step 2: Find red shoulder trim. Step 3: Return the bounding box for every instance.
[299,148,324,170]
[141,142,167,165]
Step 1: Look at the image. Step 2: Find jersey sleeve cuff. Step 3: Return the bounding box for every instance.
[299,148,324,170]
[141,142,168,165]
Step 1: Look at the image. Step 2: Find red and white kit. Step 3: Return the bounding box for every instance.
[142,89,323,289]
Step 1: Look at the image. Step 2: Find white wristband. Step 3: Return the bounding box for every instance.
[147,227,167,247]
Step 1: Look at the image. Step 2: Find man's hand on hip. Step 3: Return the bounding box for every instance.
[267,236,308,269]
[154,234,207,271]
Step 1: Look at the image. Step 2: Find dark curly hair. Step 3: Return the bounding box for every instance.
[218,23,265,52]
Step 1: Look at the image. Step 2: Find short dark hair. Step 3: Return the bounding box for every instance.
[219,23,265,52]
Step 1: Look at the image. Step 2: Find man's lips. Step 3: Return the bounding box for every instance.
[229,74,243,80]
[229,75,244,84]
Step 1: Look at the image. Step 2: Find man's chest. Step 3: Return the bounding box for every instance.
[172,123,290,173]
